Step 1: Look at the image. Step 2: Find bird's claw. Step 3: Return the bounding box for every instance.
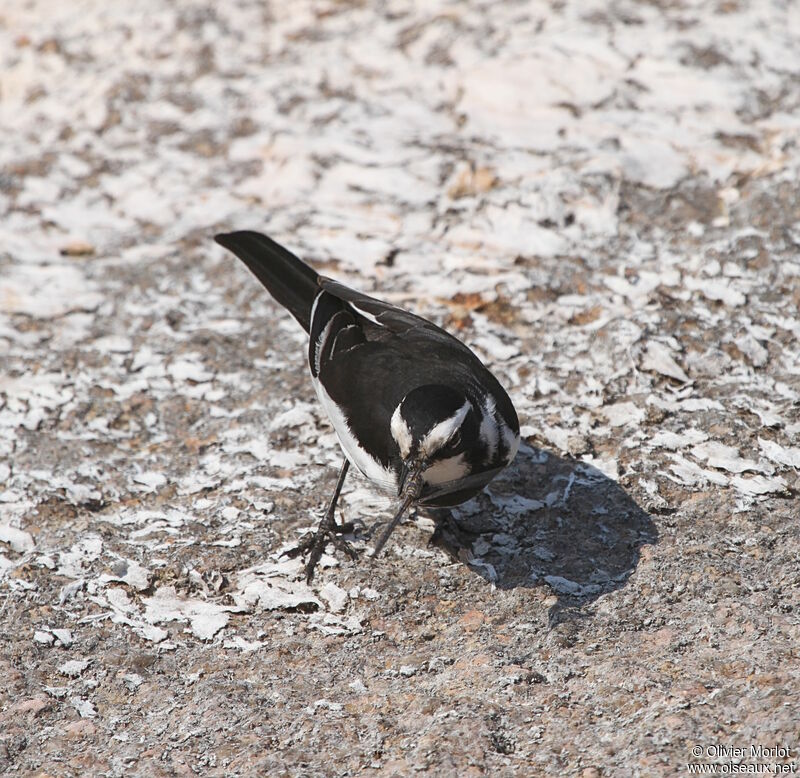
[283,518,360,584]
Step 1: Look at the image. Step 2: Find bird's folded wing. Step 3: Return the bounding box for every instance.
[319,277,475,356]
[318,278,423,328]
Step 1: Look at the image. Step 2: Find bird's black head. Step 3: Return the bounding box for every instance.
[390,384,479,495]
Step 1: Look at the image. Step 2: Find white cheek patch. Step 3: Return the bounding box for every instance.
[420,400,471,457]
[423,454,469,486]
[390,405,413,458]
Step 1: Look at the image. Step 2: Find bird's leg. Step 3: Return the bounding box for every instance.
[370,466,425,558]
[284,460,358,583]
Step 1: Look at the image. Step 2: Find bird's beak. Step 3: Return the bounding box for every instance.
[373,459,426,558]
[397,457,426,497]
[397,462,408,496]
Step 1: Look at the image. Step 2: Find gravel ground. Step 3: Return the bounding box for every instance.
[2,1,799,776]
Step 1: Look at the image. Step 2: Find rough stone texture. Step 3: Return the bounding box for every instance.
[1,1,799,776]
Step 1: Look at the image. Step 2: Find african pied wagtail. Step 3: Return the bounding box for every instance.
[215,231,520,582]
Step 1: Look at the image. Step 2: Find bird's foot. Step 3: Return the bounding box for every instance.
[283,517,360,584]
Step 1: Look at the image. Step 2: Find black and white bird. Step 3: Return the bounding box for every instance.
[215,231,520,582]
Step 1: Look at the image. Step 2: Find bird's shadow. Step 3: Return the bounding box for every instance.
[425,442,658,626]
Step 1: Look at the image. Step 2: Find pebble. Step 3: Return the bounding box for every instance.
[59,240,95,257]
[10,696,50,717]
[58,659,90,677]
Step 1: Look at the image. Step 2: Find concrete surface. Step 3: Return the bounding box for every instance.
[1,1,799,775]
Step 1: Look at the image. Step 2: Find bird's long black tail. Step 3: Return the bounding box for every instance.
[214,231,320,333]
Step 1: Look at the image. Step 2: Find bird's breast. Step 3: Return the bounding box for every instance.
[422,454,470,486]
